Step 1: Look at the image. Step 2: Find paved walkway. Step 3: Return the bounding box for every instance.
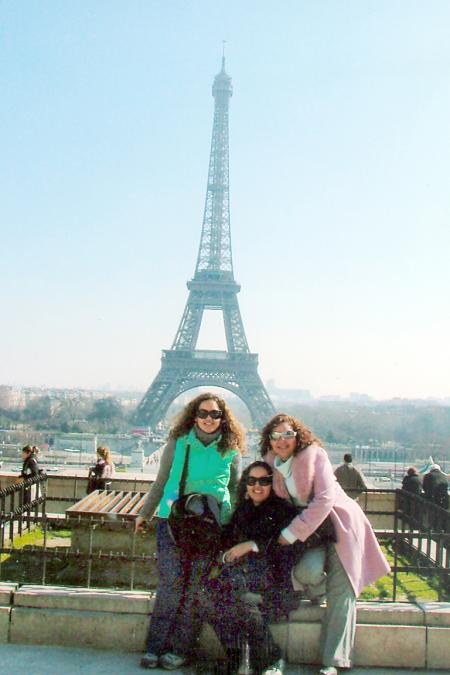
[0,645,444,674]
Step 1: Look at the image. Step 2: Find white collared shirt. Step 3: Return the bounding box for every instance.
[274,454,307,544]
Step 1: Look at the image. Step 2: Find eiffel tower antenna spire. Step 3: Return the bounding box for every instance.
[135,59,274,429]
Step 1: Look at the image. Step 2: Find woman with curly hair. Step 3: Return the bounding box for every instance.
[260,414,390,675]
[136,392,245,670]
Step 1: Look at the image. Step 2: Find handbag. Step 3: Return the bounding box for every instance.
[167,443,222,556]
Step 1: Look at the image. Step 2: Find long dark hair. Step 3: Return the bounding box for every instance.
[259,413,320,457]
[22,445,39,457]
[236,460,273,507]
[169,392,246,455]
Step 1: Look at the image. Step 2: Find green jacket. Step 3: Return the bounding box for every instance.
[158,428,238,523]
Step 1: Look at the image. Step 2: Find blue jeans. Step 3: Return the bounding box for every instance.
[146,518,213,657]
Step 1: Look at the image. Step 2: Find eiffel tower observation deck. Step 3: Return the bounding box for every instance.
[135,57,275,429]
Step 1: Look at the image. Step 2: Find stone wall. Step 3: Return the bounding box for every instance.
[1,583,449,668]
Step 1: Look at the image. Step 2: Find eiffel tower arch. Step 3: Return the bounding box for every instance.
[135,57,275,430]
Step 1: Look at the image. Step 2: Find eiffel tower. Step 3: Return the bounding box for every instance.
[135,57,275,429]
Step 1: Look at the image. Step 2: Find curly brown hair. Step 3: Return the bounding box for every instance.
[259,413,321,457]
[169,392,246,455]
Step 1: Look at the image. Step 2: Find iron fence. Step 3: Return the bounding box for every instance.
[0,484,448,601]
[392,488,450,600]
[0,473,47,545]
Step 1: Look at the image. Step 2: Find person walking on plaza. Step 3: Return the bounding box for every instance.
[334,453,367,500]
[135,393,245,670]
[401,466,422,495]
[260,414,390,675]
[423,464,449,510]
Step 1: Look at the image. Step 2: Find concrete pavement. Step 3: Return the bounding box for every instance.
[0,645,444,675]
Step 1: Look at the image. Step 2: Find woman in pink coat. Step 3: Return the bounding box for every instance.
[260,413,390,675]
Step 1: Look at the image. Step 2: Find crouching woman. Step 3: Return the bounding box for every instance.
[209,461,299,675]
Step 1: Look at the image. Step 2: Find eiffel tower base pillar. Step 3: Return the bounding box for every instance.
[135,350,275,430]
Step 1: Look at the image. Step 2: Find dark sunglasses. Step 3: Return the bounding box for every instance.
[246,475,273,486]
[196,409,223,420]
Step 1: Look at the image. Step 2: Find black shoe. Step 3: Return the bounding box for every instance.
[212,660,231,675]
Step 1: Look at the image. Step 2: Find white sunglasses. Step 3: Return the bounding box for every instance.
[270,430,297,440]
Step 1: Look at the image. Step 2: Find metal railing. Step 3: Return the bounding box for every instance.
[0,485,448,601]
[391,489,450,600]
[0,511,157,590]
[0,473,47,545]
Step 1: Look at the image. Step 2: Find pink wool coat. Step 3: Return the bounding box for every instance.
[266,444,390,597]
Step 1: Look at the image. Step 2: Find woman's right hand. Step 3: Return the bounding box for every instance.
[224,541,255,562]
[134,515,146,533]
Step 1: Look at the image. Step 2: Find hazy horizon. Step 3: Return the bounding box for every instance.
[3,381,450,406]
[2,2,450,400]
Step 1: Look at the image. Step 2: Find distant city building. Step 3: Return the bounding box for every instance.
[1,386,141,409]
[0,386,24,410]
[348,393,373,403]
[0,386,15,409]
[266,380,312,402]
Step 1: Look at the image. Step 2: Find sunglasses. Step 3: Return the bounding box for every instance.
[270,430,297,440]
[196,409,223,420]
[246,475,273,486]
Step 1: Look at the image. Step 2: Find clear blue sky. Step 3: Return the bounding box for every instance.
[1,1,449,399]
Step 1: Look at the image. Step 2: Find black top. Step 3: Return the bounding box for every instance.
[222,493,298,553]
[21,455,40,479]
[402,473,422,495]
[423,471,449,509]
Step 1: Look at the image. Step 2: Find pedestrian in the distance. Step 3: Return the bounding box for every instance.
[334,453,367,499]
[87,446,115,493]
[423,464,449,510]
[401,467,422,495]
[17,445,40,482]
[15,445,41,506]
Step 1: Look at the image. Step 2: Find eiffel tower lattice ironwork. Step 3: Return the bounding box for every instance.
[135,58,275,429]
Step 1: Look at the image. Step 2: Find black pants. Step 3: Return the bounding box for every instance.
[207,558,284,672]
[214,595,281,672]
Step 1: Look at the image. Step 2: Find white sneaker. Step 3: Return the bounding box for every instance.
[319,667,338,675]
[262,658,285,675]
